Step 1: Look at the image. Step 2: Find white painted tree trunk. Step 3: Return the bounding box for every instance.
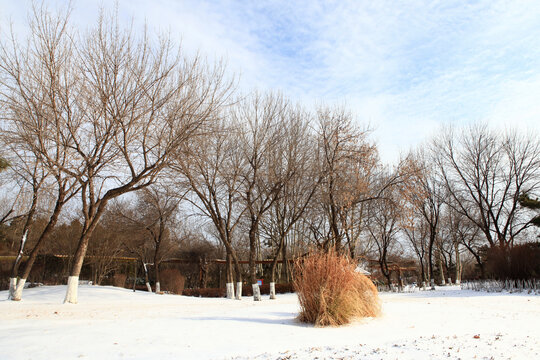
[155,282,161,293]
[8,277,17,300]
[447,277,452,285]
[235,282,242,300]
[430,279,436,290]
[9,231,28,300]
[438,252,446,285]
[269,282,276,300]
[143,263,152,293]
[64,276,79,304]
[226,282,234,299]
[252,283,261,301]
[12,278,27,301]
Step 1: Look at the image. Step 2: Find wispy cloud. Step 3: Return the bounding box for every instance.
[2,0,540,163]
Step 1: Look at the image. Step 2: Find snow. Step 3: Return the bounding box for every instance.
[1,285,538,359]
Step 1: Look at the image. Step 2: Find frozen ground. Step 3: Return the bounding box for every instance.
[0,285,538,359]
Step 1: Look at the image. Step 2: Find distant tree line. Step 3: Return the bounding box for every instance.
[1,5,539,303]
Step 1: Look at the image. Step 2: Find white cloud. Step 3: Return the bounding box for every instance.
[2,0,540,164]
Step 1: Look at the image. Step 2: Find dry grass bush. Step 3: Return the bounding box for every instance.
[293,249,381,326]
[160,269,186,294]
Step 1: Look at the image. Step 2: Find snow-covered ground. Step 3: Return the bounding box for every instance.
[1,285,538,359]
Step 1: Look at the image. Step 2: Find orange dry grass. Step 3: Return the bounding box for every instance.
[293,249,381,326]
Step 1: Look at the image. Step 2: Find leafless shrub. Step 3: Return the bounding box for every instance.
[112,273,127,288]
[160,268,185,294]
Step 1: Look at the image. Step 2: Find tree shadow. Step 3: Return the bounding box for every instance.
[185,315,310,327]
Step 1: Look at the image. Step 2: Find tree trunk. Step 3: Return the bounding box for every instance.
[64,230,91,304]
[143,262,152,293]
[454,242,461,285]
[8,230,28,299]
[11,196,65,301]
[248,221,261,301]
[397,267,404,291]
[12,278,27,300]
[385,272,392,290]
[233,256,243,300]
[428,236,435,283]
[252,283,261,301]
[269,234,286,300]
[381,261,392,289]
[235,281,243,300]
[438,250,446,285]
[8,277,17,300]
[269,282,276,300]
[281,242,289,283]
[64,276,79,304]
[269,262,277,300]
[419,257,426,284]
[9,181,40,298]
[132,261,137,292]
[226,252,234,299]
[154,262,161,294]
[65,197,109,304]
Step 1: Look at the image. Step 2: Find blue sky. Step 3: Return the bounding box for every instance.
[2,0,540,163]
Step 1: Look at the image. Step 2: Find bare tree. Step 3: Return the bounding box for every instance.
[313,107,410,259]
[85,216,125,286]
[259,105,320,299]
[236,92,291,301]
[0,5,81,300]
[6,156,47,299]
[401,149,444,286]
[445,202,483,278]
[58,10,234,303]
[173,117,245,299]
[365,175,403,289]
[1,5,232,303]
[109,200,155,292]
[434,125,540,254]
[136,185,183,292]
[401,214,430,285]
